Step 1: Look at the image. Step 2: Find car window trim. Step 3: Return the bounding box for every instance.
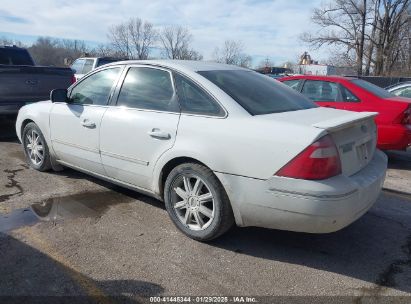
[66,65,125,107]
[112,64,180,114]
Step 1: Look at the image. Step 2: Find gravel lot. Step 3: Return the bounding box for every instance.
[0,119,410,303]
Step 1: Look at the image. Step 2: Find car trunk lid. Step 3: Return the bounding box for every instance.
[258,107,378,177]
[312,111,377,176]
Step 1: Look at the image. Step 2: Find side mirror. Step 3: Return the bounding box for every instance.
[50,89,68,103]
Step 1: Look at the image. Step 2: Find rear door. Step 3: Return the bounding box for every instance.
[301,80,344,110]
[50,66,123,175]
[99,65,180,190]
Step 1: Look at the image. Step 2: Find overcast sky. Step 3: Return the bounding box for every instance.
[0,0,325,65]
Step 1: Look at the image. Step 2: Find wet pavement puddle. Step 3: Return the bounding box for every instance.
[0,190,133,233]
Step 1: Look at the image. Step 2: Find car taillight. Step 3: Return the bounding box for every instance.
[71,75,76,84]
[275,135,342,180]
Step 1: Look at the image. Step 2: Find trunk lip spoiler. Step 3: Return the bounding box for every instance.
[312,112,378,132]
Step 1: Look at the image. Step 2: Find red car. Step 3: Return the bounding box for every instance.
[279,75,411,150]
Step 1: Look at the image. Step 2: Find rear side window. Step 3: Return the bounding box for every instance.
[198,70,316,115]
[117,67,178,112]
[174,73,225,116]
[70,68,121,105]
[282,79,301,91]
[0,48,34,65]
[341,86,360,102]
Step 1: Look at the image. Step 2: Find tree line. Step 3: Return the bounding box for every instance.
[302,0,410,76]
[0,18,252,68]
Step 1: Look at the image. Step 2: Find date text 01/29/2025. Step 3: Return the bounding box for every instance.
[149,296,257,303]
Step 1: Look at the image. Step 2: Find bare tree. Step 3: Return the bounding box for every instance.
[159,25,202,60]
[213,40,252,68]
[301,0,370,76]
[108,17,157,59]
[0,37,24,47]
[303,0,410,76]
[370,0,410,75]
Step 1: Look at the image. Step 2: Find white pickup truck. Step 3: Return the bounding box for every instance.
[70,57,123,81]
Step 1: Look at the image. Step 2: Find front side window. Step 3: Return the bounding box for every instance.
[198,70,316,115]
[174,73,224,116]
[282,79,302,91]
[70,68,121,105]
[117,67,177,112]
[391,86,411,98]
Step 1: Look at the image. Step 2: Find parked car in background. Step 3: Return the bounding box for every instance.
[70,57,123,81]
[16,60,387,241]
[386,82,411,98]
[0,46,75,116]
[280,75,411,151]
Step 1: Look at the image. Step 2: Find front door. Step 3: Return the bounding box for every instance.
[50,67,122,175]
[100,66,180,190]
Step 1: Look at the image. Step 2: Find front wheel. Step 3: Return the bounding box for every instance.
[22,122,52,171]
[164,163,234,241]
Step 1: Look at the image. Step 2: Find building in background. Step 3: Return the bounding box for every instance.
[296,52,355,76]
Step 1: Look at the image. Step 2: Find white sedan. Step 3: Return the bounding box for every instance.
[16,60,387,241]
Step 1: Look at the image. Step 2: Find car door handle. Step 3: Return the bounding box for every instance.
[81,119,96,128]
[148,129,171,140]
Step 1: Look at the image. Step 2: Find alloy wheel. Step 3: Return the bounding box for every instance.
[25,129,44,166]
[171,174,215,231]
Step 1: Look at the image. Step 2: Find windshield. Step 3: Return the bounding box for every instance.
[351,79,393,99]
[198,70,316,115]
[97,58,120,67]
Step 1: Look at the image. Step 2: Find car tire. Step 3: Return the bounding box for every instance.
[22,122,52,172]
[164,162,234,241]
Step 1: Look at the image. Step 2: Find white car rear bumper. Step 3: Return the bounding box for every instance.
[216,150,387,233]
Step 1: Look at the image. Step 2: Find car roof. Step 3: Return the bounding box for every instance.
[386,81,411,90]
[104,59,248,72]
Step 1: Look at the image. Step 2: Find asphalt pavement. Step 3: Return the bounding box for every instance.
[0,120,410,303]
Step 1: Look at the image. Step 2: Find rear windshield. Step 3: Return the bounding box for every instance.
[351,79,393,99]
[0,48,34,65]
[97,58,120,67]
[198,70,316,115]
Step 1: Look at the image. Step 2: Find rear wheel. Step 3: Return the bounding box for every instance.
[164,163,234,241]
[22,122,52,171]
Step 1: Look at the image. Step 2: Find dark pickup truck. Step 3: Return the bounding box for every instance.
[0,46,74,116]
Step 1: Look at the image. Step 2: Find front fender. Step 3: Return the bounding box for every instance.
[16,101,53,148]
